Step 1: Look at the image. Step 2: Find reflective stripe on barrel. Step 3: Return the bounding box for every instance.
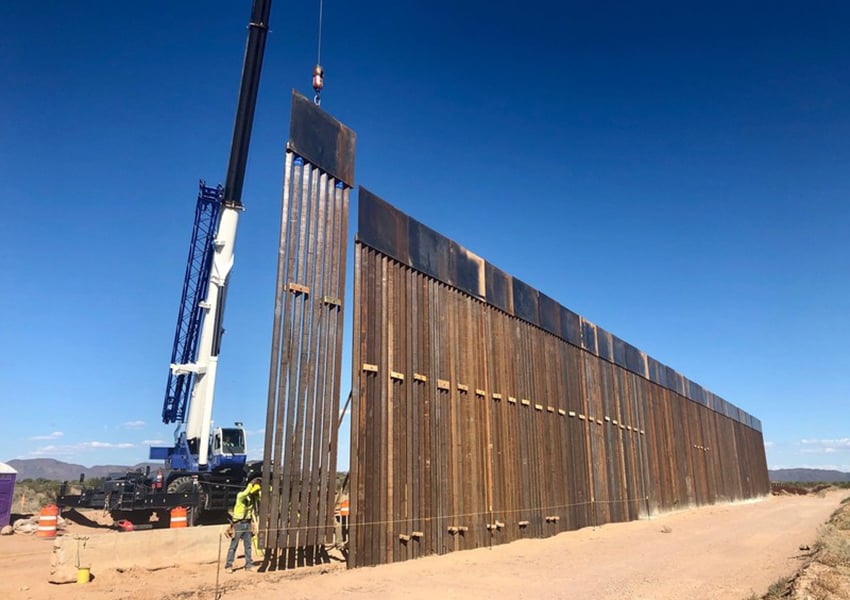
[170,506,187,528]
[37,504,59,539]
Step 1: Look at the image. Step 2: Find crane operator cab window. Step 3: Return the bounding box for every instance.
[216,427,246,456]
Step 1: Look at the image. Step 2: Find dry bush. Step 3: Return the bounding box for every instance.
[832,503,850,531]
[765,576,790,599]
[816,525,850,568]
[11,480,59,515]
[809,569,843,599]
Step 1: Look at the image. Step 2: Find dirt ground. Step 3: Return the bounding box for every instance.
[1,491,845,600]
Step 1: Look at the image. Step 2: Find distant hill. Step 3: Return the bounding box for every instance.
[6,458,158,481]
[8,459,848,485]
[769,468,850,483]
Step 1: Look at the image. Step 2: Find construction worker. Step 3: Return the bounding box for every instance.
[225,478,261,573]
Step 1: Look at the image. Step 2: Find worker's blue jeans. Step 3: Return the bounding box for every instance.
[225,520,254,569]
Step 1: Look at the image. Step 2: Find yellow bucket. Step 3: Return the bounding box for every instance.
[76,566,91,584]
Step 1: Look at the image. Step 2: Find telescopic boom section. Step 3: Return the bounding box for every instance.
[223,0,271,209]
[167,0,272,469]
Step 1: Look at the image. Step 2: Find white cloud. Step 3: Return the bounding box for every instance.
[142,439,168,446]
[85,441,135,449]
[29,431,63,441]
[29,444,73,457]
[121,420,145,430]
[763,441,775,448]
[799,438,850,454]
[27,440,135,458]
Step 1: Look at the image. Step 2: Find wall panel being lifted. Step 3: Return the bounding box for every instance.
[257,91,354,569]
[349,189,769,568]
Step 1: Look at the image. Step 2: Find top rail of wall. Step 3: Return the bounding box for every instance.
[357,187,761,432]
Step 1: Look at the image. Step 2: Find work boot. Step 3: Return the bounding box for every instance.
[225,566,234,574]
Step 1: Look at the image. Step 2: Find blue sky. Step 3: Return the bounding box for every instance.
[1,2,848,472]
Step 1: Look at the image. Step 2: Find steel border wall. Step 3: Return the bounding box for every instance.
[349,189,769,568]
[258,91,355,569]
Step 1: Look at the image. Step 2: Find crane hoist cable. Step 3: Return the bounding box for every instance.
[312,0,324,105]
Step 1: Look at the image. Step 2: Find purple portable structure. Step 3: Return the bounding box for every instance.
[0,463,17,528]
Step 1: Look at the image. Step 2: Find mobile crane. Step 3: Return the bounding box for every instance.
[58,0,271,525]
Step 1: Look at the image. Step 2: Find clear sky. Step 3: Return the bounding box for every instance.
[1,2,848,472]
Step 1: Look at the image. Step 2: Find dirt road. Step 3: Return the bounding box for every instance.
[1,491,845,600]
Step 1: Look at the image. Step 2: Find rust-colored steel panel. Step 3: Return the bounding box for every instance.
[612,334,627,368]
[408,218,450,284]
[581,319,598,355]
[538,292,561,338]
[449,240,486,299]
[511,277,539,326]
[596,327,613,362]
[258,94,353,569]
[288,90,356,187]
[357,187,410,266]
[560,306,582,347]
[350,194,770,568]
[485,262,513,314]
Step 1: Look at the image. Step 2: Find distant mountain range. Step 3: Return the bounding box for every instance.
[5,458,848,484]
[768,468,850,483]
[5,458,159,481]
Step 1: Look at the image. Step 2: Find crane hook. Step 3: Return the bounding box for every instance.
[312,64,324,106]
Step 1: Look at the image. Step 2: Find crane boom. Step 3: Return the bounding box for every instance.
[161,0,272,470]
[162,183,222,425]
[224,0,272,210]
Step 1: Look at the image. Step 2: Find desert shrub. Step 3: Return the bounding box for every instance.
[11,480,61,514]
[809,569,843,598]
[765,576,790,599]
[817,524,850,568]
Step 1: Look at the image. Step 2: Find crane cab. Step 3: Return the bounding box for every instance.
[150,422,247,472]
[210,425,247,469]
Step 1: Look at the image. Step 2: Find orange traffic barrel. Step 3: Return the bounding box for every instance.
[37,504,59,539]
[170,506,187,528]
[336,498,350,517]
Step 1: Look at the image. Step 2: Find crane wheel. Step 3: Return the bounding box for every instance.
[167,476,206,526]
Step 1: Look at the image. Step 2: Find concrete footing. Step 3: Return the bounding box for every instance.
[49,525,228,583]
